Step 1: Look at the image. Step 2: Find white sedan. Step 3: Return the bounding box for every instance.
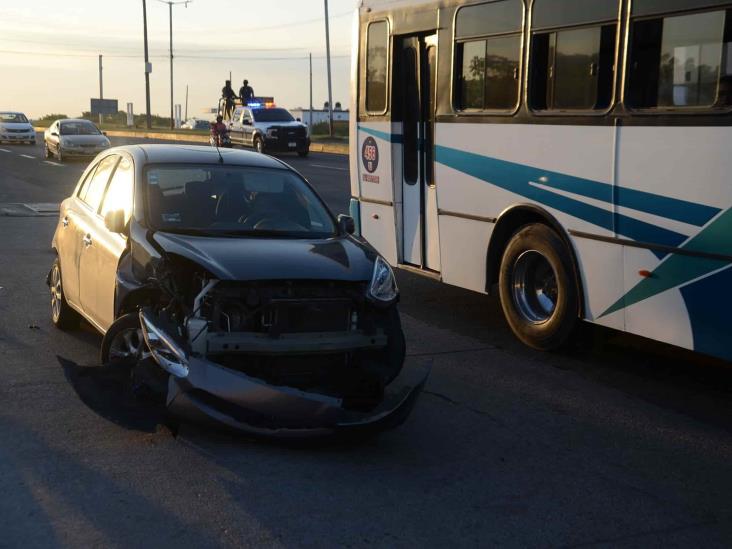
[44,119,111,162]
[0,111,36,144]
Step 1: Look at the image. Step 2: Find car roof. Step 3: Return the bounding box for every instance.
[59,119,96,124]
[0,111,26,115]
[119,144,290,169]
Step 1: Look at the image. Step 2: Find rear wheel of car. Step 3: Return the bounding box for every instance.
[498,223,578,351]
[50,257,79,330]
[254,136,264,154]
[101,313,144,367]
[297,150,309,157]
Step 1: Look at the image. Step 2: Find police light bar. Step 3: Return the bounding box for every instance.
[246,96,275,108]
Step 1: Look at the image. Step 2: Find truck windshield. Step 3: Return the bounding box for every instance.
[146,164,336,238]
[252,108,295,122]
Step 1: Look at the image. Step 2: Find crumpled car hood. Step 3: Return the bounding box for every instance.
[153,231,376,281]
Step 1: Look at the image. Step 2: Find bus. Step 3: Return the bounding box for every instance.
[348,0,732,361]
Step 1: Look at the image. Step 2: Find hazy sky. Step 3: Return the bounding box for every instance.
[0,0,356,119]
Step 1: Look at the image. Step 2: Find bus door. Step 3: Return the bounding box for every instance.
[397,34,440,271]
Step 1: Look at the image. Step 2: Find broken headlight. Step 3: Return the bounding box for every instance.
[139,311,189,378]
[368,256,398,303]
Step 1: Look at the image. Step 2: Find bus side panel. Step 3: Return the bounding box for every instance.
[361,202,399,265]
[616,126,732,359]
[438,215,494,294]
[434,122,624,330]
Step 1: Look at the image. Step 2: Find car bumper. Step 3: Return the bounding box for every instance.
[59,146,109,157]
[263,136,310,152]
[165,352,429,439]
[1,133,35,141]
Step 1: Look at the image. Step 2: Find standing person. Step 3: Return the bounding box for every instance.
[239,79,255,104]
[221,80,237,118]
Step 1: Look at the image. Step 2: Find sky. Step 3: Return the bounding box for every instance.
[0,0,357,119]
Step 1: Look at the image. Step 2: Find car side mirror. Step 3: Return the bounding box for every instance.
[51,131,58,137]
[102,131,107,136]
[338,214,355,235]
[243,119,251,126]
[296,117,301,122]
[104,209,126,234]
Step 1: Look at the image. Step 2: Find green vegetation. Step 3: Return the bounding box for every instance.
[33,114,68,125]
[310,120,348,138]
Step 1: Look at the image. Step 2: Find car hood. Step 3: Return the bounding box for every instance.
[1,122,33,130]
[152,231,376,281]
[255,121,306,130]
[60,135,109,145]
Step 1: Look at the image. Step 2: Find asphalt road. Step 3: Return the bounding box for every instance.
[2,135,732,547]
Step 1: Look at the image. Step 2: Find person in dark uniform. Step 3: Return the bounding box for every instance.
[239,79,255,104]
[221,80,237,118]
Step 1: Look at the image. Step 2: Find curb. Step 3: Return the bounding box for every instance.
[34,127,349,155]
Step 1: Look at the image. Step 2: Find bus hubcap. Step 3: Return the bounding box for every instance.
[511,250,558,324]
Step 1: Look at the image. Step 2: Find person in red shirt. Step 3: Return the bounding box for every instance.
[210,115,229,147]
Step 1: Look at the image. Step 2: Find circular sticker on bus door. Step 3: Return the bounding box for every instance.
[362,136,379,173]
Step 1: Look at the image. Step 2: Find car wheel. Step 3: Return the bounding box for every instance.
[56,146,64,162]
[498,223,578,351]
[50,257,79,330]
[101,313,145,367]
[254,136,264,154]
[44,142,51,159]
[297,150,309,158]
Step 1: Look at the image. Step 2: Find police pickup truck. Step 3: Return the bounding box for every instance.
[228,102,310,157]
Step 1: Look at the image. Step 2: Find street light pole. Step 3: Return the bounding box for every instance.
[98,54,103,126]
[158,0,192,129]
[142,0,152,129]
[323,0,334,137]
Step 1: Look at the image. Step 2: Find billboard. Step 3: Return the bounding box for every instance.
[91,98,119,115]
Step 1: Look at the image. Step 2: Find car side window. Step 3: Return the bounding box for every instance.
[243,110,252,123]
[101,156,134,223]
[81,155,119,213]
[77,163,99,200]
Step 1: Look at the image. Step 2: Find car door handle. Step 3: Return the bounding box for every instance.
[83,234,92,247]
[62,216,69,227]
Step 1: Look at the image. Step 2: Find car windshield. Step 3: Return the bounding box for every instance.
[146,164,337,238]
[251,108,294,122]
[0,113,28,123]
[195,120,210,128]
[60,121,101,135]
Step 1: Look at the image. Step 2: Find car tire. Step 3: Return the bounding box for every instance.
[56,146,63,162]
[297,150,309,157]
[498,223,578,351]
[254,136,264,154]
[100,313,144,367]
[50,256,79,330]
[44,142,51,159]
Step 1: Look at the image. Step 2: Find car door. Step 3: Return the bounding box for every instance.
[242,109,255,146]
[56,162,100,308]
[229,107,244,144]
[77,154,120,331]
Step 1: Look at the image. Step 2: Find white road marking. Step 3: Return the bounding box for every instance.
[19,154,36,159]
[43,160,63,167]
[309,163,349,172]
[0,148,10,153]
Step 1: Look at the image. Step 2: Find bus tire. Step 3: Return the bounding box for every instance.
[498,223,578,351]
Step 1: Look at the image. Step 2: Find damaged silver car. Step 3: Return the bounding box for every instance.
[49,145,428,437]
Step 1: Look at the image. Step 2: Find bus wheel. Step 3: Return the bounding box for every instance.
[498,223,578,351]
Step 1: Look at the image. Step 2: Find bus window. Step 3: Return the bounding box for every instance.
[366,21,388,113]
[627,9,732,110]
[529,0,618,112]
[453,0,523,112]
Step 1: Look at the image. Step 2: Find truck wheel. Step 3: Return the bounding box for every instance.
[254,136,264,154]
[297,150,309,158]
[498,223,578,351]
[50,257,79,330]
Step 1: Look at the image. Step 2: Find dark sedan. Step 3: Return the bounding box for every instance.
[49,144,427,437]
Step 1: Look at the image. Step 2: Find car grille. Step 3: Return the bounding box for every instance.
[7,129,29,133]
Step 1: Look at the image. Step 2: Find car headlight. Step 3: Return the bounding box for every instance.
[266,128,278,138]
[139,311,189,378]
[368,256,398,303]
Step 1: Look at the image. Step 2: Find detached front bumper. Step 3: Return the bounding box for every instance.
[166,355,429,438]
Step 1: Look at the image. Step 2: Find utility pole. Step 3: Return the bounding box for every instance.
[142,0,152,129]
[158,0,192,129]
[309,52,313,129]
[323,0,334,137]
[98,54,103,126]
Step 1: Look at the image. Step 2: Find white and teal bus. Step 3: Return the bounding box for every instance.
[348,0,732,360]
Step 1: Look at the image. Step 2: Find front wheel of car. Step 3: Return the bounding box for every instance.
[50,257,79,330]
[297,150,309,158]
[101,313,145,367]
[44,142,51,159]
[254,136,264,154]
[498,223,579,351]
[56,146,64,162]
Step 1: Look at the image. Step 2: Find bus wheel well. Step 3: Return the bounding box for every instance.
[485,205,584,317]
